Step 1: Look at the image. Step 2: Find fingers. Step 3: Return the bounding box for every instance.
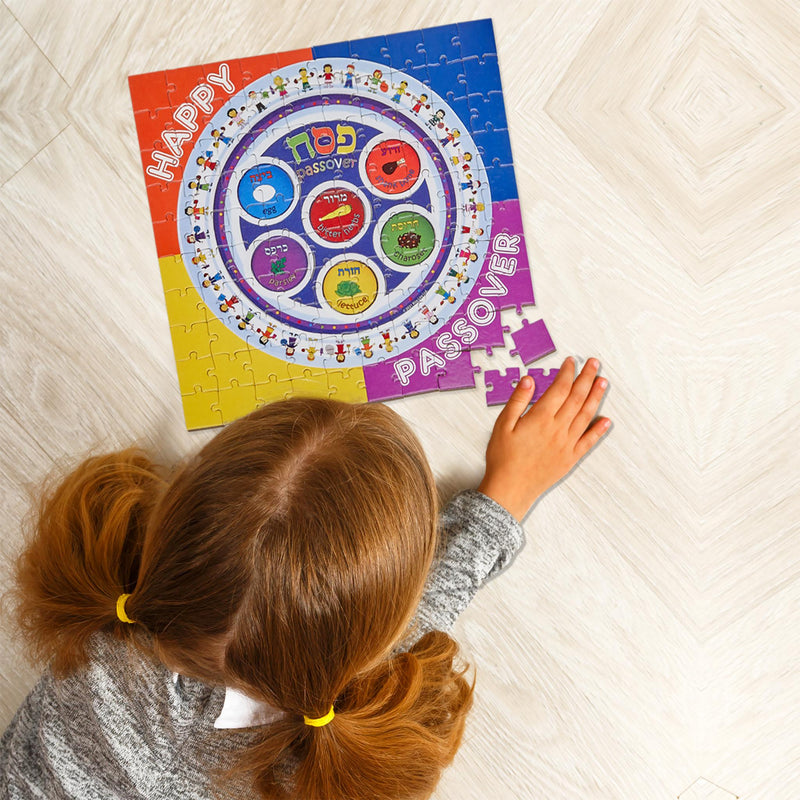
[495,374,536,431]
[574,416,611,459]
[498,355,610,440]
[554,358,599,422]
[536,357,576,415]
[570,374,608,437]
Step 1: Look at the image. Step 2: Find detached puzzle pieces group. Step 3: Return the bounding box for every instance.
[130,19,558,428]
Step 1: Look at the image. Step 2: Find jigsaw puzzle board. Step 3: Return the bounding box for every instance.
[130,19,541,429]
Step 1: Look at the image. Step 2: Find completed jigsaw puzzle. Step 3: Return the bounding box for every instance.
[129,18,556,429]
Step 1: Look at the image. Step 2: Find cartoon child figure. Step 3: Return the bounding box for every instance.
[440,128,460,147]
[185,202,205,220]
[435,285,456,304]
[427,108,445,129]
[227,107,247,126]
[366,69,383,93]
[344,64,355,89]
[322,64,334,83]
[381,331,394,352]
[447,268,469,284]
[334,342,347,363]
[282,335,298,357]
[211,129,232,148]
[420,304,438,325]
[237,310,255,330]
[218,294,239,313]
[391,80,408,103]
[272,75,288,98]
[257,325,276,345]
[297,67,313,92]
[190,252,207,266]
[196,152,217,171]
[247,90,267,114]
[359,336,374,358]
[186,226,207,244]
[202,271,223,290]
[306,346,317,362]
[411,93,428,113]
[188,177,210,191]
[402,321,420,338]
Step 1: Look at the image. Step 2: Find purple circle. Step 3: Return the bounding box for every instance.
[251,235,309,292]
[214,93,456,333]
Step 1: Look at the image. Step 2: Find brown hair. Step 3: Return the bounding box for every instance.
[13,398,474,799]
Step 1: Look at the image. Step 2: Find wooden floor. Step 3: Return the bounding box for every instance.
[1,2,798,798]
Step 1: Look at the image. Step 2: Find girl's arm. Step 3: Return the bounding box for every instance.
[412,357,610,636]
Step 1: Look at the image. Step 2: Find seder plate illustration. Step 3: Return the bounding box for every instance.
[179,57,491,366]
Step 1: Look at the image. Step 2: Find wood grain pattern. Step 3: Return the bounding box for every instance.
[1,2,798,797]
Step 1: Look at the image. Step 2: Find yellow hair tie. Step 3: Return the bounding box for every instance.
[116,593,136,624]
[303,706,335,727]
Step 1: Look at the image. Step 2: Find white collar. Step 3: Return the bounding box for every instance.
[172,673,282,729]
[214,686,283,729]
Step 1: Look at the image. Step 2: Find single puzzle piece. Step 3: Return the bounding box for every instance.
[181,384,224,428]
[437,357,481,392]
[460,59,504,108]
[419,22,462,66]
[509,318,556,365]
[347,33,391,63]
[483,367,559,407]
[287,365,336,399]
[376,28,425,70]
[238,56,277,93]
[484,366,520,405]
[208,337,258,388]
[320,359,367,393]
[176,350,217,395]
[455,19,498,65]
[211,377,262,424]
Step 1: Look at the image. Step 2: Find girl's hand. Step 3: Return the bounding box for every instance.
[477,357,611,521]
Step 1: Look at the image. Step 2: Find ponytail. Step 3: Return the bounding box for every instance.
[12,449,166,676]
[228,631,474,800]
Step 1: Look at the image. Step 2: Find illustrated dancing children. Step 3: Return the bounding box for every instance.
[391,80,409,103]
[272,75,288,98]
[412,93,429,113]
[366,69,383,92]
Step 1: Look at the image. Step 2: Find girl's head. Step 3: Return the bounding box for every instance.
[136,397,438,695]
[14,398,472,800]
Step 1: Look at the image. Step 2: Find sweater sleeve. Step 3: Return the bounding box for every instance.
[409,489,525,639]
[0,635,237,800]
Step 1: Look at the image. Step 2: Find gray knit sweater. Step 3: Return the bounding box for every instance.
[0,490,523,799]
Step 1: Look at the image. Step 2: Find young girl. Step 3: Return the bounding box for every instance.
[1,357,609,800]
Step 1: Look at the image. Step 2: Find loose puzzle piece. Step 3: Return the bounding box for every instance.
[509,318,556,365]
[483,367,559,407]
[129,19,556,429]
